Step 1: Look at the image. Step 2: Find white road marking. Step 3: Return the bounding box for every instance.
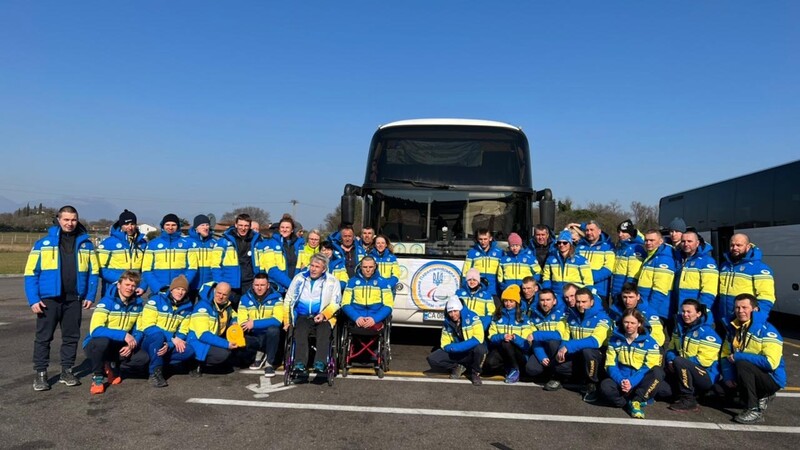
[186,398,800,434]
[778,393,800,398]
[344,374,542,387]
[0,322,10,327]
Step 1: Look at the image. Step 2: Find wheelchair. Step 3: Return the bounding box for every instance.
[338,315,391,378]
[283,320,338,386]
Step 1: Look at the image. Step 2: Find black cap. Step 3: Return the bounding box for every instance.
[618,219,636,236]
[118,209,137,225]
[161,213,180,228]
[193,214,210,228]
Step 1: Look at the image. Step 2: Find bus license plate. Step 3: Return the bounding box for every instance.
[423,311,445,321]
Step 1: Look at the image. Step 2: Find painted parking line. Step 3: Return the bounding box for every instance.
[0,322,9,327]
[186,398,800,434]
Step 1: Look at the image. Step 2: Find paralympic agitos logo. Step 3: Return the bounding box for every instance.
[410,261,461,309]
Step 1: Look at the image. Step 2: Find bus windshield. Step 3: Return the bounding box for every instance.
[364,188,531,258]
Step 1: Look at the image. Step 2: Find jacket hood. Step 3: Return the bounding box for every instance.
[189,227,212,242]
[48,222,89,238]
[610,327,651,343]
[724,243,764,265]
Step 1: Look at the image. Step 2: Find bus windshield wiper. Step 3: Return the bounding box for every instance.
[383,177,453,189]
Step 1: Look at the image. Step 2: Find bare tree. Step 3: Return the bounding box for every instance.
[221,206,271,225]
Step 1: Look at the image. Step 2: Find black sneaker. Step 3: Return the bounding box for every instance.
[33,371,50,391]
[189,364,202,378]
[59,368,81,387]
[583,383,599,403]
[150,367,168,388]
[470,373,482,386]
[249,352,267,370]
[263,364,276,378]
[543,379,562,391]
[734,407,764,424]
[669,397,699,412]
[450,364,466,380]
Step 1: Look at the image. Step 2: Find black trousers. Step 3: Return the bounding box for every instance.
[84,337,148,376]
[33,295,82,372]
[525,340,561,378]
[600,366,666,407]
[736,359,780,408]
[669,356,713,397]
[293,316,331,366]
[485,341,526,373]
[554,347,604,384]
[244,326,281,365]
[427,343,488,375]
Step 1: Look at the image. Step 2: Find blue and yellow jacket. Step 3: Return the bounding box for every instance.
[237,285,284,330]
[674,242,718,322]
[341,270,394,323]
[462,241,503,296]
[441,306,485,353]
[97,224,147,295]
[186,228,218,291]
[541,251,594,300]
[608,300,665,348]
[142,229,197,294]
[24,224,99,305]
[140,291,193,350]
[369,247,401,288]
[721,310,785,388]
[296,243,320,270]
[260,234,304,291]
[488,307,532,352]
[611,233,645,299]
[498,249,540,292]
[527,234,555,275]
[284,269,342,326]
[329,232,367,267]
[456,280,496,329]
[605,328,662,388]
[665,313,721,383]
[576,232,616,298]
[82,285,144,346]
[562,298,611,354]
[187,284,238,361]
[637,243,676,319]
[718,245,775,319]
[328,254,349,291]
[529,305,569,363]
[215,227,262,290]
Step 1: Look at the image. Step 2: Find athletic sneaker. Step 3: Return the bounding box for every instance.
[313,360,326,373]
[263,364,276,378]
[33,371,50,391]
[294,362,306,373]
[470,373,482,386]
[104,363,121,385]
[150,367,168,388]
[504,369,520,384]
[669,397,699,412]
[59,368,81,387]
[735,407,764,424]
[543,379,562,391]
[90,376,105,395]
[249,352,267,370]
[450,364,466,380]
[628,400,645,419]
[758,394,776,412]
[582,383,599,403]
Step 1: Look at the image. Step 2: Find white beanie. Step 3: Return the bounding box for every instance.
[445,296,463,312]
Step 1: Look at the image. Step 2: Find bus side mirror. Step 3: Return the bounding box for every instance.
[537,188,555,231]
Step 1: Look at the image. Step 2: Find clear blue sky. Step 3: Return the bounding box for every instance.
[1,1,798,228]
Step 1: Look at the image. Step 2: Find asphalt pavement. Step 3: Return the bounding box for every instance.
[1,277,798,449]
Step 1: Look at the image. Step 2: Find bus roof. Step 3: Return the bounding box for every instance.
[378,118,522,131]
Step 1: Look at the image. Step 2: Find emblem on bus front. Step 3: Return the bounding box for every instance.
[410,261,461,310]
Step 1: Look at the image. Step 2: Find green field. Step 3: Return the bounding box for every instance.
[0,252,28,275]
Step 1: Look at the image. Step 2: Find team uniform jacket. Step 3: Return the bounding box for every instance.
[456,281,496,329]
[636,243,676,320]
[541,252,594,300]
[441,306,485,353]
[608,300,666,347]
[576,232,615,298]
[488,307,532,352]
[295,243,320,270]
[327,254,349,291]
[142,229,197,294]
[720,311,785,388]
[341,270,394,323]
[665,313,721,383]
[527,235,555,276]
[24,224,99,305]
[283,269,342,326]
[611,233,645,299]
[562,299,611,354]
[529,305,570,363]
[187,284,238,361]
[140,291,193,350]
[97,224,147,294]
[462,241,503,296]
[82,285,144,346]
[369,248,401,288]
[718,245,776,319]
[186,228,218,291]
[215,227,263,290]
[259,234,304,291]
[237,286,284,330]
[498,249,540,292]
[674,242,718,322]
[605,329,662,388]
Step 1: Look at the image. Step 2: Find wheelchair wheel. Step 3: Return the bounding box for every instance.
[380,346,390,373]
[283,327,294,386]
[376,367,384,379]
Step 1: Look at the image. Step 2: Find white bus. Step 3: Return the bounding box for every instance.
[340,119,555,327]
[659,160,800,316]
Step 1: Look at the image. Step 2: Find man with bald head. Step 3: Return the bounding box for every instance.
[187,281,241,375]
[718,233,775,322]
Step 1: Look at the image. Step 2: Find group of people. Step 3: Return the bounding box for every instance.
[24,206,785,424]
[428,219,784,424]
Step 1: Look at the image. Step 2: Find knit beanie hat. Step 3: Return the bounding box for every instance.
[617,219,636,236]
[507,233,523,246]
[556,230,573,243]
[501,285,521,304]
[161,213,180,228]
[118,209,137,225]
[445,296,463,312]
[668,217,687,233]
[169,275,189,292]
[193,214,210,228]
[465,268,481,282]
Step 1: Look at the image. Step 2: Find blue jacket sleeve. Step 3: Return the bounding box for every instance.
[268,267,293,290]
[513,335,529,351]
[253,317,282,329]
[370,305,392,323]
[199,331,230,349]
[720,358,735,382]
[564,335,601,353]
[91,327,128,342]
[607,364,623,384]
[448,337,479,353]
[341,304,359,322]
[627,367,648,388]
[734,352,773,372]
[758,300,773,316]
[664,349,677,363]
[533,342,548,363]
[532,330,561,341]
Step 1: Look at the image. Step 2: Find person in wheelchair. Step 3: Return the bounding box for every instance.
[283,253,342,374]
[340,256,393,370]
